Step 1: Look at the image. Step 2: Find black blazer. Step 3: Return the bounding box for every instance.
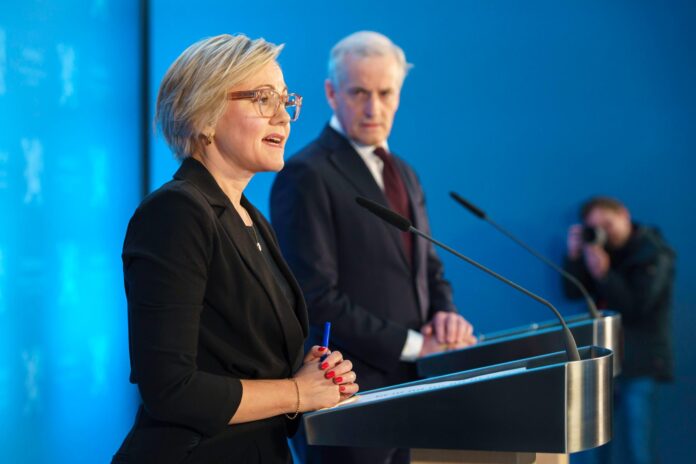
[113,158,308,464]
[270,126,455,391]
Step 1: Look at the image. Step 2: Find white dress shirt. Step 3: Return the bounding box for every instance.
[329,115,424,361]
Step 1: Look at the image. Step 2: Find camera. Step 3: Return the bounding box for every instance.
[582,226,607,246]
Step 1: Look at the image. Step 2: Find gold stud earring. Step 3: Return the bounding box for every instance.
[200,133,213,146]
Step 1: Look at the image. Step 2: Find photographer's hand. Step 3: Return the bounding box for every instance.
[583,245,610,279]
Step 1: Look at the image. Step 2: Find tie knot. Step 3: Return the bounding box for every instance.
[373,146,390,161]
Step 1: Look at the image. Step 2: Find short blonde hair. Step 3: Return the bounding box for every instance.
[328,31,412,87]
[156,34,283,160]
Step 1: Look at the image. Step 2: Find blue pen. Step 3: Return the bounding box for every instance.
[320,322,331,361]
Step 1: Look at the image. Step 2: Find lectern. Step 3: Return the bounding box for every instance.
[305,346,613,464]
[417,311,622,379]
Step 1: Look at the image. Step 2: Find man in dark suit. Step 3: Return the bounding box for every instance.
[270,31,477,464]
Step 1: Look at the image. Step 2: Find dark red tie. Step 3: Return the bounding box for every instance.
[374,147,413,264]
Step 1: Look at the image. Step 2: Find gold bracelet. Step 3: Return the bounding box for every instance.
[285,378,300,420]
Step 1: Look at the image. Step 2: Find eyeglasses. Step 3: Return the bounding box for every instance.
[227,88,303,122]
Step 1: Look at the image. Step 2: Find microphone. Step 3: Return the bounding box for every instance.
[449,192,600,319]
[355,196,581,362]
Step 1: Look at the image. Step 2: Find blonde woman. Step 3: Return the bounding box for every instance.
[112,34,358,463]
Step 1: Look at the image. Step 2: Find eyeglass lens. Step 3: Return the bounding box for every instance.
[257,89,300,121]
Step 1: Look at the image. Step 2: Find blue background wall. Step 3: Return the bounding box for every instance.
[151,1,696,462]
[2,0,694,462]
[0,1,142,462]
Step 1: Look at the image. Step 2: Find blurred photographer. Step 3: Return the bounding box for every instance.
[564,196,675,464]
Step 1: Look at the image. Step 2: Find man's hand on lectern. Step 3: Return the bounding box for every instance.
[419,311,477,357]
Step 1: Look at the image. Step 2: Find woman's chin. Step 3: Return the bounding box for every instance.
[274,158,286,171]
[269,155,286,172]
[254,159,285,174]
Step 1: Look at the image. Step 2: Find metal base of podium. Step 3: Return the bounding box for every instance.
[412,449,568,464]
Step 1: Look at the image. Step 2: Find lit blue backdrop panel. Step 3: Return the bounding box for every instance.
[0,2,141,463]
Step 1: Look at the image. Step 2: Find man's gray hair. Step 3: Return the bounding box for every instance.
[328,31,412,87]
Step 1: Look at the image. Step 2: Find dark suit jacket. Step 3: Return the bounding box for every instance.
[113,158,308,464]
[270,125,455,391]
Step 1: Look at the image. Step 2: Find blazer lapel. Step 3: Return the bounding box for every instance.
[174,158,305,369]
[393,156,423,268]
[245,199,308,349]
[250,213,309,334]
[394,156,428,321]
[219,199,306,369]
[320,126,411,269]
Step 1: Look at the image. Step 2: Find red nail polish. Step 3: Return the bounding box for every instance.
[339,386,346,392]
[320,362,329,370]
[318,346,327,352]
[334,377,343,383]
[325,371,335,379]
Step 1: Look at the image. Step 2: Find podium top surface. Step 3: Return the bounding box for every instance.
[477,310,619,344]
[416,310,622,378]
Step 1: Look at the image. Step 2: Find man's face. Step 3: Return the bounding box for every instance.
[585,207,632,249]
[325,53,402,146]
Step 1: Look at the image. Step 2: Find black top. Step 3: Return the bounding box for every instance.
[247,224,297,311]
[563,224,675,381]
[113,158,308,463]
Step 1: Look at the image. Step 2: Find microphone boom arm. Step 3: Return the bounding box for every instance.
[355,195,581,362]
[486,217,600,319]
[408,226,581,362]
[449,191,600,319]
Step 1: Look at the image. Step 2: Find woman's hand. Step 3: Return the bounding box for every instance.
[302,345,330,365]
[324,354,359,401]
[293,349,359,412]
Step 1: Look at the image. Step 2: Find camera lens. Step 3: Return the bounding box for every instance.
[582,226,607,246]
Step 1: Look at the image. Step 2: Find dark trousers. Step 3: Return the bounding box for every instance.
[572,376,659,464]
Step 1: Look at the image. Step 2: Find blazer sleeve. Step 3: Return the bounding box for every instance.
[123,188,243,437]
[271,161,408,373]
